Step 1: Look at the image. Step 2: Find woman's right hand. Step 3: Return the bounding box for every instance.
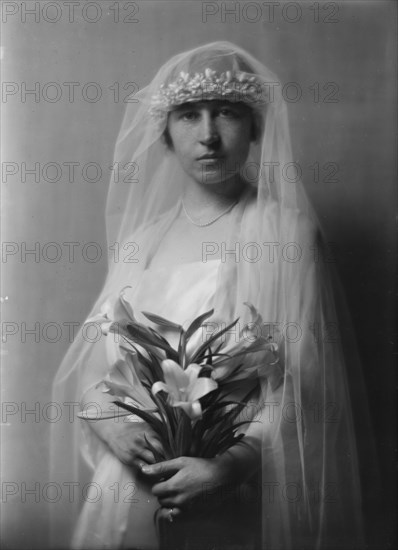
[104,420,162,469]
[81,385,164,470]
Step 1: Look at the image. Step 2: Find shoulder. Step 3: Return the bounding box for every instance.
[241,187,320,245]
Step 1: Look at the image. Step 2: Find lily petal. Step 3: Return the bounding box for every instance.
[175,400,203,420]
[161,359,189,397]
[101,321,113,335]
[187,376,218,402]
[85,299,113,325]
[152,381,169,395]
[77,409,131,421]
[103,355,154,409]
[119,286,137,322]
[185,363,201,383]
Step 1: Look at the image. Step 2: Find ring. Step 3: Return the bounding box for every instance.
[167,508,174,523]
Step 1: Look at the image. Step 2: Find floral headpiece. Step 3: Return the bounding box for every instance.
[149,68,264,125]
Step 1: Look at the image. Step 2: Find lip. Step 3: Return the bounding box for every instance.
[197,153,223,161]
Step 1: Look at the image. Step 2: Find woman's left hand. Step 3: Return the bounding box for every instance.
[141,456,229,512]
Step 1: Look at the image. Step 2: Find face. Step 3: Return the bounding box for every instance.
[166,100,255,187]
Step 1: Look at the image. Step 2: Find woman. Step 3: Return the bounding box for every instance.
[51,42,366,550]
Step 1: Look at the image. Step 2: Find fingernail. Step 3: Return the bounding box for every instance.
[141,465,150,473]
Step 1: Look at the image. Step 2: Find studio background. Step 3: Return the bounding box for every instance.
[1,1,396,548]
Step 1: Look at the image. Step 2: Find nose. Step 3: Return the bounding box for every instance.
[198,111,219,146]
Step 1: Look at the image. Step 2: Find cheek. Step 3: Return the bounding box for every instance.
[169,125,190,153]
[169,130,196,169]
[227,124,252,159]
[174,137,192,161]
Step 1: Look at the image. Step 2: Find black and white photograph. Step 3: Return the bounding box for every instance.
[1,1,396,549]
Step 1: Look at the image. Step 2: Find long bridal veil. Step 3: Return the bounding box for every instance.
[50,41,376,549]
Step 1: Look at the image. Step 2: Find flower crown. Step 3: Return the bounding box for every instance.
[149,68,264,125]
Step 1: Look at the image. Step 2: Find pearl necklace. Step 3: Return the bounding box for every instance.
[182,199,238,227]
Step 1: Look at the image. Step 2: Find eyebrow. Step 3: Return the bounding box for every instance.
[173,101,241,111]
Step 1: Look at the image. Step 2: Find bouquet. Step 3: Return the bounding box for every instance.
[78,288,280,462]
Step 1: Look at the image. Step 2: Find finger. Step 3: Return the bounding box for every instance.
[141,457,184,478]
[151,479,175,498]
[131,455,156,471]
[145,436,164,455]
[132,458,150,470]
[136,449,156,465]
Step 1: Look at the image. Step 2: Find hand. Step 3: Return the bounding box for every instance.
[141,456,229,512]
[82,385,164,469]
[102,420,163,469]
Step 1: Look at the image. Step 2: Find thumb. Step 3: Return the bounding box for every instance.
[141,457,184,478]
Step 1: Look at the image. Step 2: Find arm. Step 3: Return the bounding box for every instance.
[142,382,284,510]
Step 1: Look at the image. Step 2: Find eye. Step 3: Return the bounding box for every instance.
[218,106,238,118]
[180,110,199,121]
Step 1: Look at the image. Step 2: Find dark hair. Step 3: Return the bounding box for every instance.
[163,125,174,149]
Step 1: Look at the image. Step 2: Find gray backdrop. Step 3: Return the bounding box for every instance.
[1,1,396,548]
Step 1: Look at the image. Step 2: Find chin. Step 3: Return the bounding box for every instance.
[196,170,239,187]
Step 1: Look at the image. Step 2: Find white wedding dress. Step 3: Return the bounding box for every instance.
[73,258,234,550]
[67,199,365,550]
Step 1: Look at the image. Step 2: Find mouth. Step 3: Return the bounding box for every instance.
[197,153,224,161]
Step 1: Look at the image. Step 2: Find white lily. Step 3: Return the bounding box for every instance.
[78,354,157,422]
[152,359,218,420]
[210,302,279,381]
[102,354,156,411]
[85,299,114,335]
[84,286,139,337]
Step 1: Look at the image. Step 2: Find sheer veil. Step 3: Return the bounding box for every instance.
[50,41,372,549]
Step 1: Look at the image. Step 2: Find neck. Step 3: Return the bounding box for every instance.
[182,174,246,216]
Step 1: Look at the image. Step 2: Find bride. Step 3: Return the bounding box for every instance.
[50,42,367,550]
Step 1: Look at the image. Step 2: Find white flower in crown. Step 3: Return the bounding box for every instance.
[148,68,264,125]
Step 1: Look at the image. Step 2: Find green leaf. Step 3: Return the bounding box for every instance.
[185,309,215,340]
[112,401,167,439]
[225,339,276,360]
[143,434,166,462]
[108,320,135,339]
[150,392,178,457]
[141,311,182,331]
[201,421,250,457]
[175,411,192,456]
[216,433,246,456]
[132,346,164,384]
[212,362,245,384]
[189,318,239,364]
[178,330,186,369]
[126,324,179,362]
